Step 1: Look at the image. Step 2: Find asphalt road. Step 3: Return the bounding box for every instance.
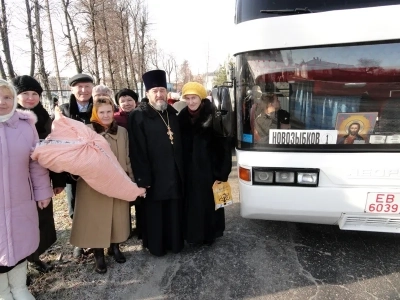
[40,156,400,300]
[119,156,400,300]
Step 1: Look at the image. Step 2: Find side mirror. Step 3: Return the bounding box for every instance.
[211,86,233,137]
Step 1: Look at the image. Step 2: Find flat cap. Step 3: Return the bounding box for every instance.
[68,73,94,87]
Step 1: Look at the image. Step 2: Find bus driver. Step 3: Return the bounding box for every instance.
[254,93,290,143]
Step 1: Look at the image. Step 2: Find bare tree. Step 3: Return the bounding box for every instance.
[34,0,51,102]
[85,0,100,84]
[163,53,176,84]
[100,1,114,88]
[174,58,179,91]
[0,0,15,78]
[0,58,6,79]
[118,3,130,88]
[129,0,150,95]
[62,0,83,73]
[25,0,35,76]
[125,15,138,90]
[45,0,62,96]
[179,60,192,85]
[192,74,204,85]
[99,42,106,84]
[148,39,161,69]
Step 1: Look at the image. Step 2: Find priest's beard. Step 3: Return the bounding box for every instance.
[153,100,168,111]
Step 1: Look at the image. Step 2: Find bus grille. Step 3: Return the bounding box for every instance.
[338,214,400,233]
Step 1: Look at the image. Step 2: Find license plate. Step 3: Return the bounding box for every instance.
[365,193,400,214]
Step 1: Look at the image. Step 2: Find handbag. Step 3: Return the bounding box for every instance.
[212,181,233,210]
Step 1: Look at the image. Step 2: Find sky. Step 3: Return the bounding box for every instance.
[9,0,236,77]
[145,0,235,74]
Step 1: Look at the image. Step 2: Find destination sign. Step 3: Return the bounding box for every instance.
[269,130,338,145]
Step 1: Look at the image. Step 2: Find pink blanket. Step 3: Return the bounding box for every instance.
[31,115,141,201]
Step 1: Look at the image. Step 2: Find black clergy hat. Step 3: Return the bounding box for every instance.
[68,73,94,87]
[142,70,167,91]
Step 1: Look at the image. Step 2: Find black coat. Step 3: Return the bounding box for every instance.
[128,103,184,201]
[18,102,66,256]
[59,94,93,124]
[178,99,232,244]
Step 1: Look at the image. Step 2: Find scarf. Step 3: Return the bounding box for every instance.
[17,102,50,138]
[188,102,203,123]
[92,119,118,135]
[90,106,109,129]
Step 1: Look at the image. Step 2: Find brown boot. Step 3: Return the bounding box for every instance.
[93,249,107,274]
[107,243,126,263]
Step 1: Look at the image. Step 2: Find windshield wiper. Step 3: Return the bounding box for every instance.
[260,7,313,14]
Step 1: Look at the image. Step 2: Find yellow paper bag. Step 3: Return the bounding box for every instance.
[212,181,233,210]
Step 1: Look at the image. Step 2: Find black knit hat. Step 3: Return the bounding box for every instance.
[115,88,138,105]
[12,75,43,96]
[142,70,167,91]
[68,73,93,87]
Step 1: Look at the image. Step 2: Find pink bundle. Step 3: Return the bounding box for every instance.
[31,114,141,201]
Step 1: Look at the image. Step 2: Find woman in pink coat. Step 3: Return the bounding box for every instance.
[0,79,53,300]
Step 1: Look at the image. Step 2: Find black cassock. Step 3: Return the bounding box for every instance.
[178,99,232,244]
[128,103,184,256]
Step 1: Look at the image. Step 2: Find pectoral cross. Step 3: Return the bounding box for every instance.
[167,126,174,144]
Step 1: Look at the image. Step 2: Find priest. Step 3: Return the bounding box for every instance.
[128,70,184,256]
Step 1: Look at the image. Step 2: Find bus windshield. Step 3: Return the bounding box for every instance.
[236,42,400,151]
[235,0,400,23]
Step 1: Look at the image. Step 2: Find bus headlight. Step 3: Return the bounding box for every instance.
[252,167,319,186]
[275,171,295,183]
[254,171,273,183]
[297,172,318,185]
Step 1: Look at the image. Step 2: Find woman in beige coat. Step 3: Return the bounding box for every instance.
[70,96,135,274]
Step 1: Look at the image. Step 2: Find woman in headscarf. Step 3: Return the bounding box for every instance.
[69,96,141,274]
[0,79,53,299]
[12,75,66,273]
[178,82,232,246]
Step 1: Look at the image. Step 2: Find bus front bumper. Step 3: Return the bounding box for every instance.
[239,182,400,233]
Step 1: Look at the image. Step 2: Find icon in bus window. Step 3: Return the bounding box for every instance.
[335,112,378,144]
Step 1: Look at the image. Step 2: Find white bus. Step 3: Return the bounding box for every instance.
[233,0,400,233]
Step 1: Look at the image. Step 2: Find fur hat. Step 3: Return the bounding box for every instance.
[68,73,93,87]
[115,88,138,105]
[181,82,207,100]
[12,75,43,96]
[142,70,167,91]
